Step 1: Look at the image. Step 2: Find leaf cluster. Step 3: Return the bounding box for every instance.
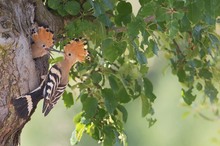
[46,0,220,145]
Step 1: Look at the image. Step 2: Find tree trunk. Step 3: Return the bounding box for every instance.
[0,0,63,145]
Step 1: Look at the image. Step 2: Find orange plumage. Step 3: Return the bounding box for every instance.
[31,27,54,58]
[64,38,89,63]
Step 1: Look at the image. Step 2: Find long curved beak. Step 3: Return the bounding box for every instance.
[49,48,64,54]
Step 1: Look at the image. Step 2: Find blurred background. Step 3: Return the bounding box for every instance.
[22,52,220,146]
[21,1,220,146]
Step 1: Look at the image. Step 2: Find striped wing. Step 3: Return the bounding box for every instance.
[42,64,62,116]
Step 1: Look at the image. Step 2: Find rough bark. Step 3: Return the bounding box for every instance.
[0,0,63,145]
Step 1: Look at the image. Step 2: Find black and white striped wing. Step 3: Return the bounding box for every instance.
[42,64,62,116]
[43,84,67,116]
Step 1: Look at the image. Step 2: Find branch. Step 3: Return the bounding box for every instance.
[31,0,64,35]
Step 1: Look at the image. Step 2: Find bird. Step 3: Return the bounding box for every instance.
[31,26,60,58]
[13,38,89,118]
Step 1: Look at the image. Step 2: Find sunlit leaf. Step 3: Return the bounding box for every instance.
[70,123,85,145]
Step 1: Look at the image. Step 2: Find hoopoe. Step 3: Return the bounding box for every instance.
[31,26,60,58]
[13,38,89,118]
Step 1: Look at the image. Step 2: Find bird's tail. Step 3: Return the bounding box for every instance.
[42,101,54,117]
[13,86,43,119]
[42,96,60,116]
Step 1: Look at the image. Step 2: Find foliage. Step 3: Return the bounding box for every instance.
[46,0,220,145]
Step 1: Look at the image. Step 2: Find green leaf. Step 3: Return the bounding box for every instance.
[136,50,147,64]
[115,14,131,26]
[137,1,155,17]
[70,123,85,145]
[103,126,115,146]
[186,2,203,23]
[115,1,132,26]
[101,39,117,62]
[95,108,106,120]
[139,0,146,6]
[73,112,83,124]
[182,88,196,105]
[86,124,99,141]
[180,15,191,32]
[101,39,126,62]
[156,7,170,22]
[80,93,88,103]
[116,1,132,15]
[117,105,128,123]
[127,18,143,38]
[190,59,202,68]
[167,20,179,38]
[177,68,186,83]
[98,14,112,27]
[108,75,118,91]
[141,95,151,117]
[143,77,156,102]
[117,41,127,56]
[83,1,92,11]
[102,88,118,114]
[108,75,131,103]
[82,97,98,118]
[205,81,218,103]
[103,0,113,10]
[91,72,102,84]
[153,42,159,55]
[196,83,203,91]
[49,56,63,64]
[65,21,76,37]
[93,1,104,16]
[64,1,80,16]
[88,126,99,141]
[192,25,203,42]
[70,130,78,145]
[173,11,184,20]
[57,5,68,17]
[208,33,220,44]
[198,68,213,79]
[62,91,74,108]
[48,0,61,10]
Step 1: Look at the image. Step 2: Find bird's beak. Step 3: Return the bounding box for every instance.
[48,48,64,54]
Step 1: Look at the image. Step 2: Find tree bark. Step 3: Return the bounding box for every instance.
[0,0,63,145]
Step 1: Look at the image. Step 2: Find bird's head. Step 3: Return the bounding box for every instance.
[64,38,89,65]
[31,26,56,58]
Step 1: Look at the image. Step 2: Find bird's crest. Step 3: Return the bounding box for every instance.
[31,26,54,49]
[64,38,90,62]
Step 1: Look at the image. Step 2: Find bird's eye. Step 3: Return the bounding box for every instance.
[42,44,46,48]
[68,53,71,56]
